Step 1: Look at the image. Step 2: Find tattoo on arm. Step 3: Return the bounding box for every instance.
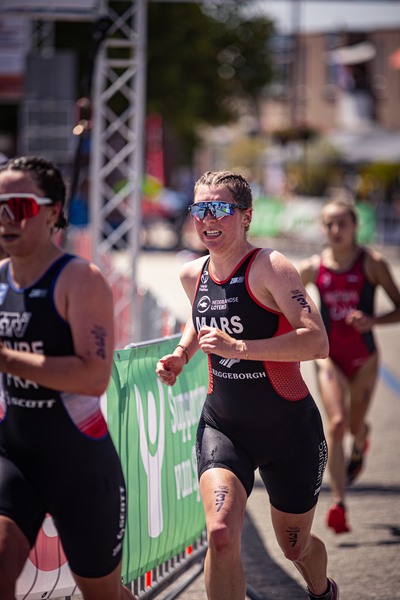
[214,485,229,512]
[91,325,107,359]
[291,290,311,313]
[286,526,300,547]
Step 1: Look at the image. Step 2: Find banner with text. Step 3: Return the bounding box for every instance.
[108,339,208,584]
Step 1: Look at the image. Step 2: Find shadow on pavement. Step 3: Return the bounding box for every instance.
[241,511,307,600]
[338,523,400,549]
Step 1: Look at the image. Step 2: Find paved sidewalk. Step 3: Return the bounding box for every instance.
[136,244,400,600]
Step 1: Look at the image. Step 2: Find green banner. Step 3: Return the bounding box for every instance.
[106,338,209,584]
[356,202,376,244]
[250,197,284,237]
[250,197,376,243]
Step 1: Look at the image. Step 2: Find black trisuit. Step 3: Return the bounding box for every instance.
[0,255,126,578]
[194,249,327,514]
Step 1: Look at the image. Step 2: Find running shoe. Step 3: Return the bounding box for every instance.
[347,438,370,485]
[327,578,340,600]
[326,503,351,534]
[307,578,340,599]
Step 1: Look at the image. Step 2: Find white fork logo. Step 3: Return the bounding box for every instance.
[219,358,241,368]
[135,379,165,538]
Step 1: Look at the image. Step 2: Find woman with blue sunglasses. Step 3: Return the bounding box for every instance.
[0,157,135,600]
[157,171,339,600]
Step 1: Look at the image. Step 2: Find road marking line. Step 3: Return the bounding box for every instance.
[379,364,400,398]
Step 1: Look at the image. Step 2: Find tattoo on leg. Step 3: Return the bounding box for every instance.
[214,485,229,512]
[286,526,300,547]
[91,325,107,359]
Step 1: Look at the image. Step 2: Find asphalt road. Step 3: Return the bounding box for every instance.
[135,242,400,600]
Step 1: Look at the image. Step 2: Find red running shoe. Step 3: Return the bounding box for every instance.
[326,503,351,534]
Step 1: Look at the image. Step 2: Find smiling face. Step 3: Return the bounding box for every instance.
[0,169,61,257]
[322,204,358,249]
[193,185,252,250]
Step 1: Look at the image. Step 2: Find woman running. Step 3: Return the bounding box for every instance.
[299,197,400,534]
[157,171,339,600]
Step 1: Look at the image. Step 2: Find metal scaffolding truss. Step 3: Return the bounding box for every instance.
[3,0,147,346]
[89,0,147,345]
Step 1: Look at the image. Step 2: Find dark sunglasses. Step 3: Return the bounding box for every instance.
[188,201,247,220]
[0,193,53,221]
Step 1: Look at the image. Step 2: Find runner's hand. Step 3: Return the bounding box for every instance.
[345,310,374,333]
[156,354,184,386]
[198,326,241,359]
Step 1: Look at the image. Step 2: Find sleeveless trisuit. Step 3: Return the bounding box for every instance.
[0,255,126,578]
[193,249,327,514]
[315,250,376,378]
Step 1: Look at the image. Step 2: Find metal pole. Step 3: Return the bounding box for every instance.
[129,0,148,342]
[89,34,106,266]
[88,0,146,345]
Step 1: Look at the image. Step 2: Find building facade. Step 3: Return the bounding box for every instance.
[261,28,400,134]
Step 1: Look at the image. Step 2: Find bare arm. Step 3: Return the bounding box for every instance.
[156,256,206,386]
[298,254,320,288]
[347,250,400,332]
[0,259,115,396]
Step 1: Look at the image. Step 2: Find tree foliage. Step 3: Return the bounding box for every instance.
[54,2,275,159]
[147,1,274,157]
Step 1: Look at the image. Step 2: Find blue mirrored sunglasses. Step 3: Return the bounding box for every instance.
[188,201,247,220]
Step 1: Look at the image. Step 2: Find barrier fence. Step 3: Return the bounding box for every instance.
[16,334,209,600]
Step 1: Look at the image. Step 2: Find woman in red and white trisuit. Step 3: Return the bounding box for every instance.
[299,197,400,534]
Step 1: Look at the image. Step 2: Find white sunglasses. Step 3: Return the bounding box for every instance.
[0,193,53,221]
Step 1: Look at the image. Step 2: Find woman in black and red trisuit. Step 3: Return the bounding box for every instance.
[300,197,400,534]
[157,172,339,600]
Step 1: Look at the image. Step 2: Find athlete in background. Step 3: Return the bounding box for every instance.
[156,171,339,600]
[299,197,400,534]
[0,156,135,600]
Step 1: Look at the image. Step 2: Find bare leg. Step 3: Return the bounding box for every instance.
[73,560,136,600]
[349,353,378,451]
[200,468,247,600]
[316,358,348,505]
[0,516,31,600]
[271,505,328,596]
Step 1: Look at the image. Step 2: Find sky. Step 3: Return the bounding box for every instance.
[248,1,400,34]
